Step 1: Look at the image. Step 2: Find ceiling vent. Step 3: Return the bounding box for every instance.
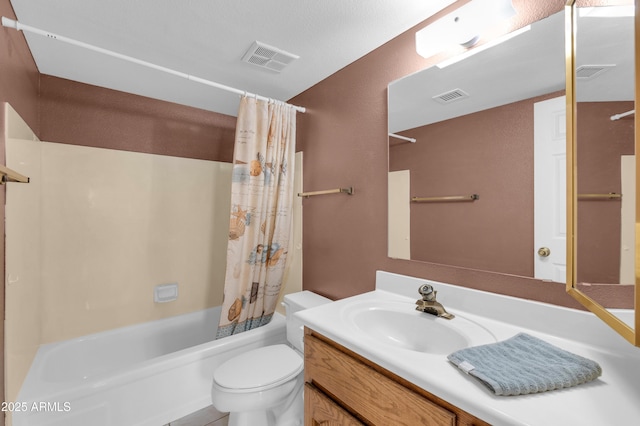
[242,41,299,73]
[576,64,615,79]
[432,88,469,104]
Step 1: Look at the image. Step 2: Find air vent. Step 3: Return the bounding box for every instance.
[432,88,469,104]
[576,64,615,79]
[242,41,299,73]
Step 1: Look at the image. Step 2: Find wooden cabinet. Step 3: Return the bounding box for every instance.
[304,328,490,426]
[305,383,365,426]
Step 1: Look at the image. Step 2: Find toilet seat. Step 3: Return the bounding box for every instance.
[213,344,303,393]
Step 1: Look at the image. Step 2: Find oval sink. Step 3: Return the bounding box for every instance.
[344,300,496,354]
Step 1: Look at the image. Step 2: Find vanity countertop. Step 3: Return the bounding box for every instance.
[295,271,640,426]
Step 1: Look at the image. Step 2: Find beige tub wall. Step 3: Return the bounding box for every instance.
[5,104,38,141]
[34,144,302,342]
[4,105,41,408]
[5,132,233,406]
[37,142,232,343]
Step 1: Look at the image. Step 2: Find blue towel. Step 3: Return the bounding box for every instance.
[447,333,602,396]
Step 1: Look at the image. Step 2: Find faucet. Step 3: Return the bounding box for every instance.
[415,283,454,320]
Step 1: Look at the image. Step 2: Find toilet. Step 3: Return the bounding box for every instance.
[210,291,331,426]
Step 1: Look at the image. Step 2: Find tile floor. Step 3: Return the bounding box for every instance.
[163,405,228,426]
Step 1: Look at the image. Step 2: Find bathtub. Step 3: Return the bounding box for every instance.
[13,307,287,426]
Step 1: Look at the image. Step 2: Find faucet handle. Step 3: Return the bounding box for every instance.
[418,283,435,301]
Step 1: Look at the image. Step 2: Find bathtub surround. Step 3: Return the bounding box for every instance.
[5,137,233,404]
[11,141,232,341]
[217,97,297,338]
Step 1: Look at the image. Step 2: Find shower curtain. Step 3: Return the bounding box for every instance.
[216,96,297,338]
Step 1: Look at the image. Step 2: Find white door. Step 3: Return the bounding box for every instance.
[534,96,566,282]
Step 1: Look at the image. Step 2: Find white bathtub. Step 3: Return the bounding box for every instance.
[13,307,287,426]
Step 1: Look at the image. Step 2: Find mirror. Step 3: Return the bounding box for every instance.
[388,11,567,279]
[566,0,639,346]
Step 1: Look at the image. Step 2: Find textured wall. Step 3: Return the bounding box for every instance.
[39,75,237,162]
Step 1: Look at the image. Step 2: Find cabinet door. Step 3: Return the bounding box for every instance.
[305,384,365,426]
[305,334,456,426]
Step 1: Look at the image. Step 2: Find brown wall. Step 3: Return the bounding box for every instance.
[290,0,593,308]
[39,75,236,162]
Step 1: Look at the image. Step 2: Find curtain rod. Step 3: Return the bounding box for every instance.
[388,133,416,143]
[1,17,306,113]
[610,109,634,121]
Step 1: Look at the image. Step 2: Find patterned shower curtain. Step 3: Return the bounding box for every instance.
[216,96,297,338]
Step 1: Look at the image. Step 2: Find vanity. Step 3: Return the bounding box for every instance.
[297,271,640,425]
[304,329,488,426]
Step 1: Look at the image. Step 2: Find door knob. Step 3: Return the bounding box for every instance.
[538,247,551,257]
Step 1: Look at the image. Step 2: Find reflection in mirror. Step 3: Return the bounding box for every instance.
[388,11,566,279]
[575,3,634,287]
[570,1,636,338]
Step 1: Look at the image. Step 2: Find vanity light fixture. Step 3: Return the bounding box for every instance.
[436,24,531,69]
[415,0,516,60]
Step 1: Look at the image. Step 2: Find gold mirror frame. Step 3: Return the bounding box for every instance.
[566,0,640,346]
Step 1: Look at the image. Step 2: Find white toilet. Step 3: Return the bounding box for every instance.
[210,291,331,426]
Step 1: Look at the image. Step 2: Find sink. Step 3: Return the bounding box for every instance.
[344,300,496,354]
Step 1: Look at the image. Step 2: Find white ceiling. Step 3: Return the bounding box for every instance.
[8,0,456,117]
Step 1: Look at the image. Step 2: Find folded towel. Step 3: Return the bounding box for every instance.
[447,333,602,396]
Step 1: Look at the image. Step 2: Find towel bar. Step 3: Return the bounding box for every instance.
[578,193,621,200]
[298,187,353,198]
[412,194,479,203]
[0,164,29,184]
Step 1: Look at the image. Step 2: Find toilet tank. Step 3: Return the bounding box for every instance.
[283,291,331,352]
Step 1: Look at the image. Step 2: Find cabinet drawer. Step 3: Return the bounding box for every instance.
[305,383,365,426]
[305,334,456,426]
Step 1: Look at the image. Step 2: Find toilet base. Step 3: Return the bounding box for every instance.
[224,375,304,426]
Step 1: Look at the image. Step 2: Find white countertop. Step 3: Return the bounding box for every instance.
[296,271,640,426]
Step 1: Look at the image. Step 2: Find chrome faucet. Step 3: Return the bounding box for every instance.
[415,283,454,320]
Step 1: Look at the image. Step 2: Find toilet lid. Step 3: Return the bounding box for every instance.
[214,344,303,390]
